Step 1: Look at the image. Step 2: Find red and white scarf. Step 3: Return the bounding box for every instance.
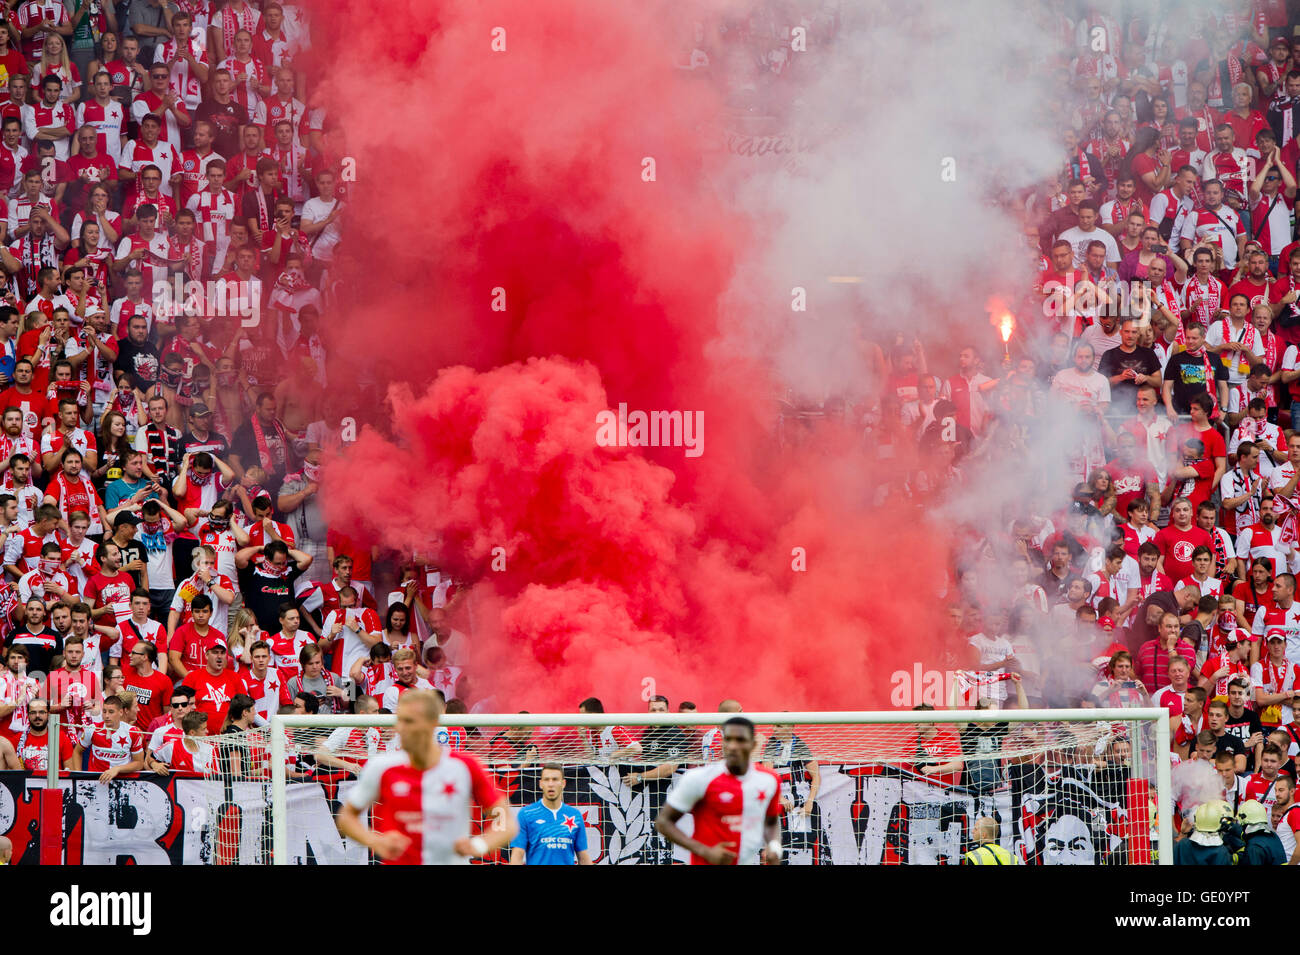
[17,234,57,298]
[220,2,260,56]
[1185,275,1225,324]
[50,469,97,529]
[251,413,289,474]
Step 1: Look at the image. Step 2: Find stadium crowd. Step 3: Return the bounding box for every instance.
[912,0,1300,864]
[8,0,1300,866]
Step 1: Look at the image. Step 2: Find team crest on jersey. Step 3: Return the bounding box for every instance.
[1172,541,1194,562]
[185,159,195,170]
[392,780,411,796]
[272,106,283,117]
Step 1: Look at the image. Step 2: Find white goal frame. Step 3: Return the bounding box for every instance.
[270,708,1173,865]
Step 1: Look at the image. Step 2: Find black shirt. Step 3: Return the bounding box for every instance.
[639,724,691,762]
[114,337,161,391]
[9,626,61,674]
[1224,708,1264,772]
[1214,730,1247,764]
[194,99,249,159]
[1164,350,1228,415]
[1097,345,1162,410]
[238,558,305,633]
[115,538,147,589]
[960,721,1009,794]
[181,430,230,460]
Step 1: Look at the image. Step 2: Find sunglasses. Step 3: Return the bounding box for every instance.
[171,701,192,708]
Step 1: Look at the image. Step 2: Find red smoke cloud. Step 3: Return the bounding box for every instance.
[307,0,954,710]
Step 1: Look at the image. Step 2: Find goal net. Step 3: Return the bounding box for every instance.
[195,708,1172,865]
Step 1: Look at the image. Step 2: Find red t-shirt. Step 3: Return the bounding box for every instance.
[83,570,135,626]
[325,529,373,580]
[121,666,174,730]
[182,666,243,733]
[0,386,51,437]
[1131,151,1160,206]
[15,726,72,771]
[1169,423,1227,463]
[911,726,964,788]
[1228,278,1272,311]
[1105,458,1157,518]
[168,623,227,673]
[1233,580,1277,623]
[1154,524,1214,581]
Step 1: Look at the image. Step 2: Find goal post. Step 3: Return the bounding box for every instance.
[244,708,1173,866]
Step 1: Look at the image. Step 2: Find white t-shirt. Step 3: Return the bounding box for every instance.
[299,196,341,261]
[1051,367,1111,408]
[1205,319,1262,385]
[968,632,1015,666]
[1059,225,1120,266]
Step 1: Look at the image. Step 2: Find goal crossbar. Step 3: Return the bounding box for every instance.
[268,708,1172,865]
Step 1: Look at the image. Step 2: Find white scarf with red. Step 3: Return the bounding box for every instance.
[220,2,260,54]
[0,431,33,462]
[17,234,57,298]
[1220,316,1260,358]
[168,235,204,281]
[1185,274,1224,324]
[1111,196,1143,221]
[1157,281,1185,342]
[1207,53,1244,106]
[1260,657,1297,694]
[1277,477,1300,546]
[51,469,95,525]
[274,266,312,295]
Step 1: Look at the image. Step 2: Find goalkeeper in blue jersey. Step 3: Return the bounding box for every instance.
[508,763,594,865]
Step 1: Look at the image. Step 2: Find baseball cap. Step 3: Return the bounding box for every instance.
[1267,626,1288,642]
[1098,616,1116,630]
[1273,36,1291,49]
[189,402,212,417]
[206,643,227,653]
[113,512,140,528]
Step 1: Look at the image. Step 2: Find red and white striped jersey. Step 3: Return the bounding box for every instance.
[1181,275,1226,323]
[665,760,783,865]
[129,93,185,152]
[178,148,221,206]
[579,724,639,757]
[240,664,287,724]
[1202,148,1254,196]
[1176,574,1224,598]
[252,94,307,147]
[153,735,215,773]
[80,720,145,771]
[1099,196,1147,226]
[217,55,269,115]
[119,138,182,196]
[380,677,433,714]
[154,31,209,111]
[187,187,237,247]
[0,144,27,195]
[269,142,308,203]
[267,627,313,677]
[1251,657,1298,724]
[21,100,73,160]
[75,99,126,165]
[1181,204,1245,267]
[16,0,69,59]
[343,748,504,865]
